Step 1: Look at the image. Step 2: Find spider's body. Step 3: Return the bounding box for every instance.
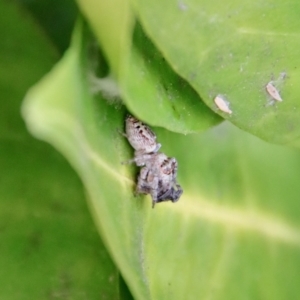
[124,115,183,208]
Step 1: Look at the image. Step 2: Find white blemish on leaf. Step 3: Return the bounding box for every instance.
[266,82,282,102]
[214,95,232,114]
[265,72,287,106]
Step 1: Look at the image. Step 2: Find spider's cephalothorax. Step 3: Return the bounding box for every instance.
[123,115,183,208]
[125,115,161,155]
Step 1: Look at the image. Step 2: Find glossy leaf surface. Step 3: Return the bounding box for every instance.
[131,0,300,145]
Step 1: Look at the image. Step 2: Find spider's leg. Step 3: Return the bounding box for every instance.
[150,175,159,208]
[121,158,136,165]
[135,167,150,195]
[117,128,127,138]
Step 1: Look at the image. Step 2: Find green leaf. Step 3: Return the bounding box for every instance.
[0,1,120,298]
[75,0,221,133]
[22,20,148,300]
[121,22,221,133]
[76,0,134,78]
[23,20,300,300]
[0,141,121,299]
[131,0,300,145]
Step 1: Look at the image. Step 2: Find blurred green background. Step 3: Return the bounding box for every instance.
[2,0,300,299]
[0,0,130,299]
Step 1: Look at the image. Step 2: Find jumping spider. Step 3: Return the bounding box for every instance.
[123,115,183,208]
